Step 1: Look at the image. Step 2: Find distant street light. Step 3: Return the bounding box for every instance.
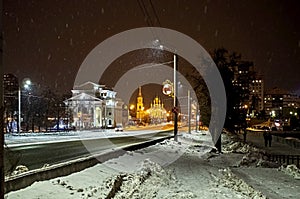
[18,78,31,133]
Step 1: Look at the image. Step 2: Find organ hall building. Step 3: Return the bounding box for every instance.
[64,81,127,130]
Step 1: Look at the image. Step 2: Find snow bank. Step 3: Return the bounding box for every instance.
[11,165,29,176]
[222,140,258,154]
[221,134,279,168]
[217,168,266,199]
[97,159,196,199]
[279,164,300,179]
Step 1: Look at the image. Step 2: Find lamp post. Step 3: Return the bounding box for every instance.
[18,78,31,133]
[173,54,178,141]
[160,50,178,141]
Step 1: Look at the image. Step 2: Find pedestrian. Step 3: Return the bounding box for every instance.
[243,129,247,142]
[267,132,272,147]
[263,131,268,147]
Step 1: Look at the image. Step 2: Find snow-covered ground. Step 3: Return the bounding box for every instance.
[5,130,300,199]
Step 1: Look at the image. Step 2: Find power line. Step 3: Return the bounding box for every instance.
[149,0,162,27]
[136,0,154,27]
[131,60,174,71]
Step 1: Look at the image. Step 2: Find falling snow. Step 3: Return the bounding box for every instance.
[215,30,219,37]
[204,5,208,14]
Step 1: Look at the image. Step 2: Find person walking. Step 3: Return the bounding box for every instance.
[267,132,272,147]
[263,131,268,147]
[243,129,247,142]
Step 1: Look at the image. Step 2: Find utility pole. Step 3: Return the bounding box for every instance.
[188,90,191,134]
[173,54,178,141]
[0,0,4,196]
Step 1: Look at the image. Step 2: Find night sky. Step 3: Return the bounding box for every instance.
[3,0,300,96]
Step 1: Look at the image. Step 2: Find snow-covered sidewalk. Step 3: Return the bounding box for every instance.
[5,131,300,199]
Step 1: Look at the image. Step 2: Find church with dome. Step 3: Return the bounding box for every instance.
[135,86,167,124]
[147,96,167,124]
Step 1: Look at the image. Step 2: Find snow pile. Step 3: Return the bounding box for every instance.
[181,131,208,142]
[237,151,279,168]
[11,165,29,176]
[97,159,195,199]
[221,135,278,168]
[223,140,257,154]
[279,164,300,179]
[217,168,266,199]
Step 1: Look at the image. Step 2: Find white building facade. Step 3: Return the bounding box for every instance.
[64,82,127,130]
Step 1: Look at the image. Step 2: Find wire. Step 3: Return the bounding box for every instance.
[149,0,162,27]
[137,0,154,27]
[131,60,174,71]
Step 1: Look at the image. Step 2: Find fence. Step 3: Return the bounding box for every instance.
[267,154,300,168]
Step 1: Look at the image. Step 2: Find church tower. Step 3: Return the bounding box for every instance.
[136,86,144,120]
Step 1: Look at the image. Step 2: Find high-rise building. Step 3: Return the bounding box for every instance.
[249,77,264,113]
[3,74,19,117]
[229,61,255,109]
[264,87,299,118]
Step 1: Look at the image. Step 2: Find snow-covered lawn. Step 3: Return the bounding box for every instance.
[5,131,300,199]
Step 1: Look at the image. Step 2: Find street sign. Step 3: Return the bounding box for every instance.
[162,80,173,96]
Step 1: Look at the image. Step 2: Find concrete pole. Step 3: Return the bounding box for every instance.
[0,0,4,195]
[173,54,178,141]
[188,90,191,134]
[18,88,21,133]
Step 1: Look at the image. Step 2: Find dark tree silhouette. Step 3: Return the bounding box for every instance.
[210,48,244,131]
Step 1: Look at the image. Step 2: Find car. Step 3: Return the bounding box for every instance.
[115,124,123,132]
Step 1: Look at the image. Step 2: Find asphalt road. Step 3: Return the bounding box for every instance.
[4,131,172,173]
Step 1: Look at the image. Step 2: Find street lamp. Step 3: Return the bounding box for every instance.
[18,78,31,133]
[173,54,178,141]
[159,43,178,141]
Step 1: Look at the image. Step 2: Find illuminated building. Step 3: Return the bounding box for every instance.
[64,81,126,129]
[249,77,264,113]
[3,74,19,131]
[136,86,144,121]
[264,87,299,119]
[147,96,167,124]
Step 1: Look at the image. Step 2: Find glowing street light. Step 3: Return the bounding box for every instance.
[130,104,135,110]
[18,78,31,133]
